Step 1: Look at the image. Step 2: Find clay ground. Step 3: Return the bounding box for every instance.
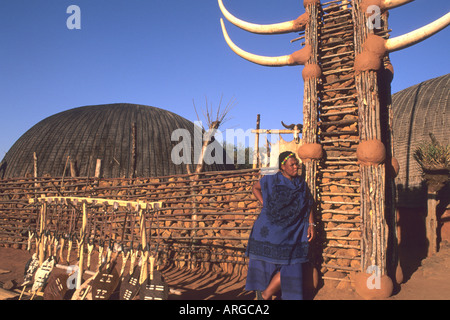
[1,240,449,300]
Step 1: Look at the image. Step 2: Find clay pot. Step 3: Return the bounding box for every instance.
[363,34,387,59]
[303,0,320,7]
[353,272,394,300]
[297,143,323,162]
[302,63,322,80]
[386,157,400,177]
[290,44,312,65]
[356,139,386,165]
[354,51,382,73]
[360,0,384,13]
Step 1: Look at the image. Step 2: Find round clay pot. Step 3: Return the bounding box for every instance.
[363,34,387,59]
[354,51,382,73]
[302,63,322,80]
[386,157,400,177]
[297,143,323,162]
[356,139,386,165]
[353,271,394,300]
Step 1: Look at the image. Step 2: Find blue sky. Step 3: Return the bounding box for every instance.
[0,0,449,157]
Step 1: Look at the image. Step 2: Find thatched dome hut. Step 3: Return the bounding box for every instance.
[392,73,449,208]
[0,103,233,178]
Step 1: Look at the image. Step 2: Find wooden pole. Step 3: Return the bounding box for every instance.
[253,114,260,169]
[195,122,220,174]
[38,202,46,266]
[353,0,390,277]
[70,159,77,177]
[426,191,438,255]
[138,206,149,284]
[132,122,137,178]
[380,11,399,277]
[95,159,102,178]
[33,152,38,179]
[251,129,301,135]
[33,152,38,199]
[77,201,87,289]
[302,2,319,199]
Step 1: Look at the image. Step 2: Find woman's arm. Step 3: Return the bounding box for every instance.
[252,180,263,205]
[307,209,316,242]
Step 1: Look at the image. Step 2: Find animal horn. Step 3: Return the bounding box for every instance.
[220,19,310,67]
[218,0,308,34]
[281,121,295,130]
[383,0,414,10]
[385,12,450,52]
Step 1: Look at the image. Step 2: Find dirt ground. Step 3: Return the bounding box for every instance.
[1,241,449,300]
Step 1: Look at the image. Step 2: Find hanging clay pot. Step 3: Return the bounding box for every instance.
[356,139,386,165]
[297,143,323,162]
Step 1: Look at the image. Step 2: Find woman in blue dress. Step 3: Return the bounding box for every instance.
[245,151,316,300]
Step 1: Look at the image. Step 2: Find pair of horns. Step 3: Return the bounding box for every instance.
[219,0,450,66]
[218,0,309,67]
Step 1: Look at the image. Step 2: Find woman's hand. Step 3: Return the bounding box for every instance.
[307,224,316,242]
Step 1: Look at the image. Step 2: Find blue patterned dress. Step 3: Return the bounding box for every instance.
[245,171,313,299]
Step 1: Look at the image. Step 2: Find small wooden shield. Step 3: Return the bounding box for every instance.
[71,275,95,300]
[119,266,141,300]
[91,266,120,300]
[21,254,39,287]
[43,273,70,300]
[139,270,169,300]
[31,256,55,292]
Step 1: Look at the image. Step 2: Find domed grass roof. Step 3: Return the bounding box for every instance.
[0,103,232,178]
[392,73,449,207]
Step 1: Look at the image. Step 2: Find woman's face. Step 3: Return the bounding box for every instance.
[281,157,300,178]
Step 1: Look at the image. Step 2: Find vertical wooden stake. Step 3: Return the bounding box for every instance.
[426,191,438,256]
[138,205,149,285]
[132,122,137,178]
[77,202,87,289]
[95,159,102,178]
[33,152,38,179]
[33,152,38,199]
[69,159,76,177]
[38,202,47,266]
[253,114,260,169]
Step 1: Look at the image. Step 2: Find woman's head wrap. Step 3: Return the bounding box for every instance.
[278,151,296,169]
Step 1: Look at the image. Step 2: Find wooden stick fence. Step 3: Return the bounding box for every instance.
[0,169,261,277]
